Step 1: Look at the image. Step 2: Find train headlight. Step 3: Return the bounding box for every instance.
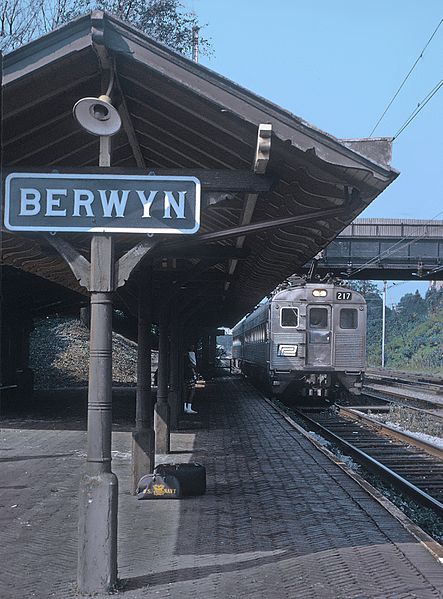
[312,289,327,297]
[277,344,298,357]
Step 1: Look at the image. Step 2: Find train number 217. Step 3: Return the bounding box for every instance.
[336,291,352,300]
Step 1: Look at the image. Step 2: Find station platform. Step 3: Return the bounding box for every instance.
[0,376,442,598]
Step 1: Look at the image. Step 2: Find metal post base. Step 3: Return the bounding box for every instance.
[131,429,155,493]
[77,472,118,594]
[154,401,170,454]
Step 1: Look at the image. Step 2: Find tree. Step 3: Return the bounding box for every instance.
[0,0,211,56]
[346,281,383,364]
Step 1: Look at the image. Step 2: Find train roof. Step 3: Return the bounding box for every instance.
[273,282,365,302]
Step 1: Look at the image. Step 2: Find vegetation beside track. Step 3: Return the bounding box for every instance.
[349,283,443,374]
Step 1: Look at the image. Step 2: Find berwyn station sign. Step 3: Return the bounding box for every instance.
[4,173,201,234]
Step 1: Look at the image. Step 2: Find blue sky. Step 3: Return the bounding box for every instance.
[192,1,442,304]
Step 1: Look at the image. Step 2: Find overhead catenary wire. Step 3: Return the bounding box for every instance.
[369,18,443,137]
[393,79,443,139]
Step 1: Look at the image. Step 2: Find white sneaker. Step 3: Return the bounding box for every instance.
[187,406,198,414]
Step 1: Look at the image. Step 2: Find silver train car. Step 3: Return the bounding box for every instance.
[232,282,366,399]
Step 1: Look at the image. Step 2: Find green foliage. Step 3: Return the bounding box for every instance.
[1,0,211,57]
[349,281,443,373]
[346,281,383,362]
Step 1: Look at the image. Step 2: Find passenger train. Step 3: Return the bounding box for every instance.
[232,281,366,400]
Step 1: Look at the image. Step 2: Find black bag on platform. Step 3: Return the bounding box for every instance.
[136,472,181,500]
[154,462,206,496]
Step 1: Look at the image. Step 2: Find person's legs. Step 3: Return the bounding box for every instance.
[184,384,197,414]
[187,390,197,414]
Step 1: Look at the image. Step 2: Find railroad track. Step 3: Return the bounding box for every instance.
[364,370,443,411]
[293,405,443,516]
[366,368,443,391]
[345,390,443,426]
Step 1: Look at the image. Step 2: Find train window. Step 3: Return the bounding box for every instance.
[340,308,358,329]
[309,307,328,329]
[281,307,298,327]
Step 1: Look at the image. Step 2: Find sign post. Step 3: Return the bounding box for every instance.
[3,91,199,594]
[77,135,118,593]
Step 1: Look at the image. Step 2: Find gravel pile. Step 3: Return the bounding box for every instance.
[30,316,139,389]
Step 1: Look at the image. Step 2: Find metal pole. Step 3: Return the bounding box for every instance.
[382,280,387,368]
[78,135,118,594]
[192,26,199,63]
[154,302,171,455]
[131,273,155,492]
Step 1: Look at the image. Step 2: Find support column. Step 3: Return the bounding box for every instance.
[201,333,210,378]
[15,309,34,398]
[78,235,118,594]
[168,316,180,430]
[131,276,155,492]
[79,305,91,328]
[177,325,185,418]
[154,304,170,455]
[209,333,217,377]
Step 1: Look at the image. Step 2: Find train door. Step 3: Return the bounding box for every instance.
[306,305,332,366]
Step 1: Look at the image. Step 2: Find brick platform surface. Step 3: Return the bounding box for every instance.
[0,377,442,598]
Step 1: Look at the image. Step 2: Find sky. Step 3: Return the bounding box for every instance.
[191,0,443,305]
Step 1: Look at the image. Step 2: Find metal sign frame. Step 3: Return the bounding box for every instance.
[4,172,201,234]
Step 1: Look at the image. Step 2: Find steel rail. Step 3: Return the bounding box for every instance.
[365,369,443,392]
[293,408,443,516]
[338,406,443,460]
[363,387,443,412]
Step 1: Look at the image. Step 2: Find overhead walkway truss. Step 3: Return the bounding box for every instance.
[301,219,443,280]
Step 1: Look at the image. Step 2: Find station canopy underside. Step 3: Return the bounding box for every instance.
[1,11,399,326]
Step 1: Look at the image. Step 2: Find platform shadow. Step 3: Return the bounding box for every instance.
[123,549,289,591]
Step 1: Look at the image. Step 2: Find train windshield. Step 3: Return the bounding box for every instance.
[309,307,328,329]
[281,307,298,327]
[340,308,358,329]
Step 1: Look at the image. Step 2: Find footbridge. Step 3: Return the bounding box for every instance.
[301,219,443,280]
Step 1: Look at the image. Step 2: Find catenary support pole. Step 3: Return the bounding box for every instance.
[131,273,155,492]
[154,302,170,455]
[78,135,118,594]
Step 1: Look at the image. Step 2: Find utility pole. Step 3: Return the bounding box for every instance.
[192,26,199,62]
[381,280,387,368]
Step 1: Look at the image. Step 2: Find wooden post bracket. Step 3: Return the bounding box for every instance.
[45,234,91,289]
[45,234,158,291]
[115,238,159,288]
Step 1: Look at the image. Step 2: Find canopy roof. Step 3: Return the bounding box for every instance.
[2,11,398,326]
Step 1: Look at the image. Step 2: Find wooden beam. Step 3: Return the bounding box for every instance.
[2,168,273,194]
[253,124,272,174]
[115,72,146,169]
[161,246,249,259]
[187,206,346,244]
[227,124,272,286]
